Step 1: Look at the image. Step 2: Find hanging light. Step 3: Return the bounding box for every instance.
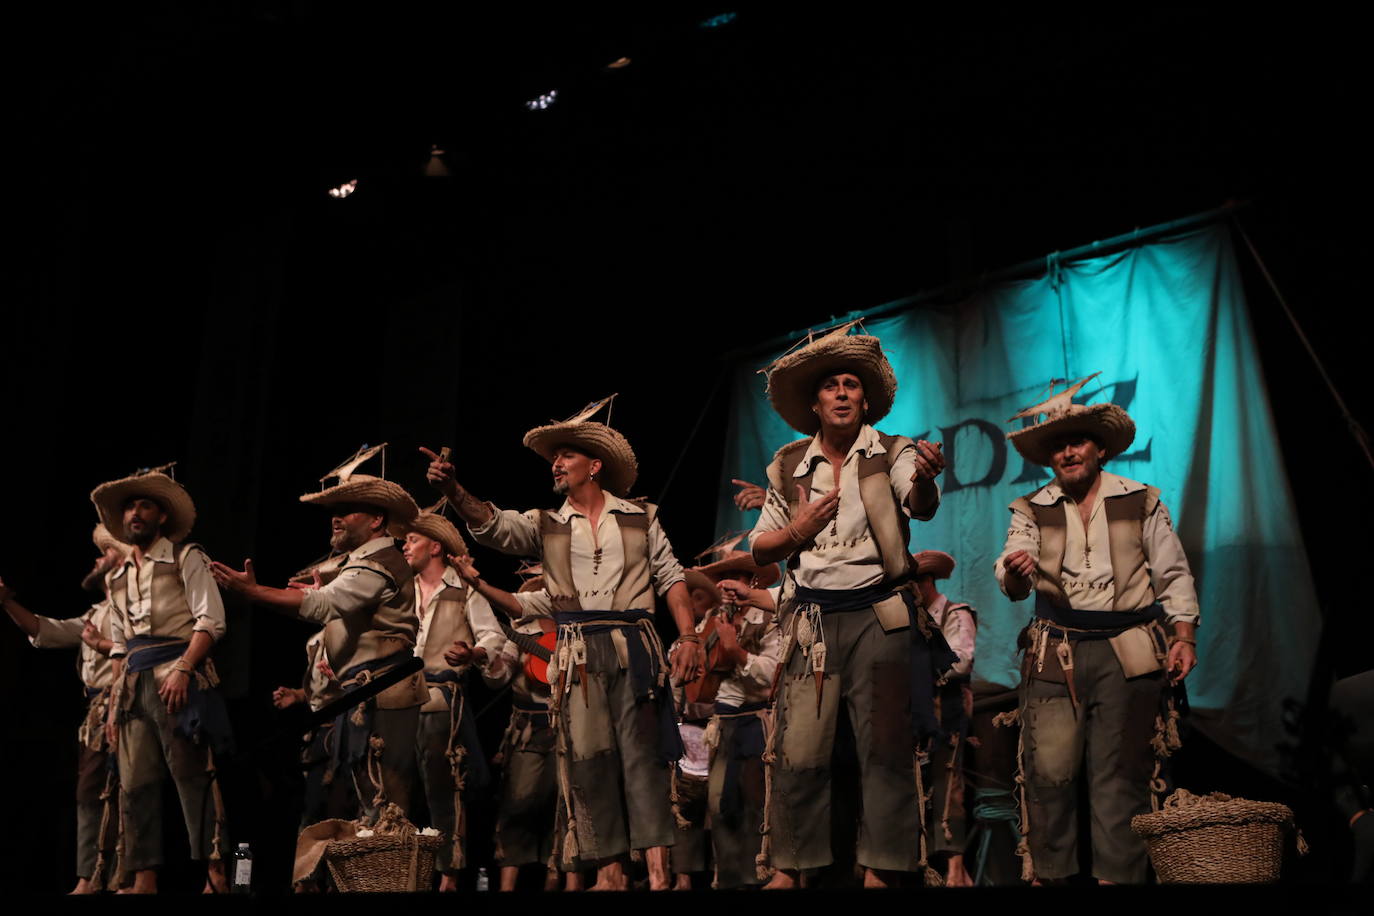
[698,12,737,29]
[524,89,559,111]
[327,179,359,199]
[605,56,631,70]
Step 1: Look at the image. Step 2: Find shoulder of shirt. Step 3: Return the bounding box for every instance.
[774,435,818,478]
[866,426,914,456]
[148,537,177,563]
[350,537,399,561]
[1023,481,1063,508]
[606,494,649,515]
[1099,471,1149,498]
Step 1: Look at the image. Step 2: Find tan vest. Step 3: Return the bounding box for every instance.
[106,541,200,643]
[765,433,917,584]
[82,602,116,691]
[1010,485,1161,611]
[417,582,477,712]
[321,542,419,672]
[539,501,657,612]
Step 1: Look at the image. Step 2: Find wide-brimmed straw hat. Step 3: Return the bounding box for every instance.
[523,397,639,497]
[764,320,898,435]
[406,510,468,559]
[299,474,419,538]
[90,468,196,544]
[1005,372,1135,467]
[684,569,723,606]
[92,524,126,556]
[912,550,955,580]
[696,550,781,588]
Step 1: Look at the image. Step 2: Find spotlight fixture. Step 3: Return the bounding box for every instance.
[605,56,631,70]
[327,179,358,199]
[525,89,558,111]
[698,12,737,29]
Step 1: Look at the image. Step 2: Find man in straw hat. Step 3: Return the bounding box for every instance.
[211,470,426,825]
[1,525,125,893]
[687,546,783,889]
[421,397,704,891]
[90,467,231,894]
[747,321,953,888]
[912,549,977,887]
[995,374,1199,884]
[401,505,504,890]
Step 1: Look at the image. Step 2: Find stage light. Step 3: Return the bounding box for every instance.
[327,179,358,199]
[698,12,737,29]
[525,89,559,111]
[605,56,631,70]
[425,144,450,178]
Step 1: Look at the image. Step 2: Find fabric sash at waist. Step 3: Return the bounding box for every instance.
[553,608,654,630]
[1034,594,1164,640]
[425,669,462,686]
[513,698,551,714]
[125,636,189,673]
[713,700,768,717]
[332,648,415,772]
[85,686,106,699]
[794,580,903,615]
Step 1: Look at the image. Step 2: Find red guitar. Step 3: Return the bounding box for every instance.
[498,617,557,685]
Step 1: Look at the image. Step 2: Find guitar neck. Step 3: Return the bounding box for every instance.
[499,617,552,662]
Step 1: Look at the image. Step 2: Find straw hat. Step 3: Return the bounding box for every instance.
[523,400,639,497]
[683,569,723,606]
[406,511,468,559]
[517,576,546,595]
[92,524,126,556]
[764,320,898,435]
[299,474,419,537]
[90,469,196,544]
[912,550,955,581]
[696,550,781,588]
[1005,373,1135,467]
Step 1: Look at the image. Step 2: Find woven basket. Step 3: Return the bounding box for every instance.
[325,831,442,892]
[1131,789,1295,884]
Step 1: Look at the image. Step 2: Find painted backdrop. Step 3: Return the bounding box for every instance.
[714,224,1319,775]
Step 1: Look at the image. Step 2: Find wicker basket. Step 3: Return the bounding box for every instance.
[324,830,443,892]
[1131,789,1295,884]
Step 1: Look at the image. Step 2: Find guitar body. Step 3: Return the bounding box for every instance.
[684,610,739,706]
[521,618,558,686]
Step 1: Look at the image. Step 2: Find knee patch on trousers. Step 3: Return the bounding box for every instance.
[1026,694,1078,787]
[780,674,839,770]
[567,674,614,760]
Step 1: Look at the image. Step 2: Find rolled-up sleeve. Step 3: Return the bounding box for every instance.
[466,590,508,660]
[735,620,783,689]
[513,588,554,619]
[468,505,543,558]
[482,639,520,689]
[942,607,977,678]
[995,506,1039,601]
[748,485,790,560]
[1143,501,1200,627]
[647,516,685,595]
[888,439,940,521]
[297,566,393,624]
[30,612,87,650]
[181,547,227,642]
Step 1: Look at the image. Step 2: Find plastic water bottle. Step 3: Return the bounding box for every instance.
[475,866,489,891]
[232,842,252,894]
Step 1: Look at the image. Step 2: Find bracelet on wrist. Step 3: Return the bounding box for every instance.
[678,634,701,643]
[1167,636,1197,647]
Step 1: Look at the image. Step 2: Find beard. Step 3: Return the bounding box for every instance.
[124,520,157,547]
[552,478,570,496]
[330,527,364,552]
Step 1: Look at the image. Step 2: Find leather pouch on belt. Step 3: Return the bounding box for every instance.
[872,593,911,633]
[376,670,429,709]
[1108,625,1164,678]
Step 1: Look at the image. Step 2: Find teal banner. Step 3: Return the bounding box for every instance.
[716,225,1319,775]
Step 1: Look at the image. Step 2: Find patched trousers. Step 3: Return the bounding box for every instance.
[558,632,676,864]
[707,712,768,888]
[118,672,219,870]
[1021,638,1162,883]
[495,707,558,867]
[769,606,922,872]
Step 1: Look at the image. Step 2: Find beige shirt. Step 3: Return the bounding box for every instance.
[994,471,1200,625]
[926,593,976,679]
[31,600,115,690]
[414,566,506,666]
[484,617,553,708]
[298,536,418,671]
[109,537,227,656]
[714,605,783,708]
[470,493,686,611]
[749,424,938,590]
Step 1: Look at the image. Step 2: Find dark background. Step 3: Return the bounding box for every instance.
[7,5,1370,892]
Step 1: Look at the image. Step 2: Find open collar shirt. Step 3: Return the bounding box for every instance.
[109,536,226,656]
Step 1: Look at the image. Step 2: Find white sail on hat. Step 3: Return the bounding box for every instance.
[298,443,419,537]
[1005,372,1136,467]
[762,320,898,435]
[522,395,639,498]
